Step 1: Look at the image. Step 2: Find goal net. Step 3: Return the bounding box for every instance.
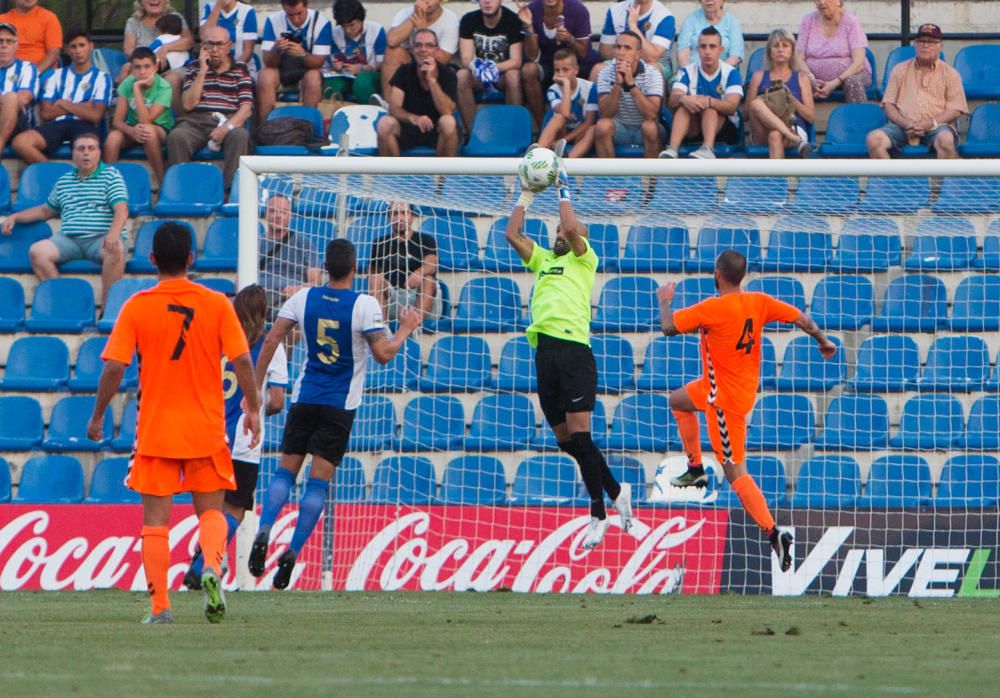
[235,156,1000,598]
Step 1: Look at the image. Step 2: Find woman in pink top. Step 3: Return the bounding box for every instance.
[797,0,871,102]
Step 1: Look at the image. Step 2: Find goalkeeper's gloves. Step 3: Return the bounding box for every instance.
[515,188,535,210]
[471,58,500,88]
[555,156,572,202]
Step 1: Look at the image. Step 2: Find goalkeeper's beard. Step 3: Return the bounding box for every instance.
[552,238,570,256]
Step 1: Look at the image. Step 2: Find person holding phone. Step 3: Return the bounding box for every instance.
[258,0,332,119]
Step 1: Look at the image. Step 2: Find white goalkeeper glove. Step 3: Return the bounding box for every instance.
[515,188,535,210]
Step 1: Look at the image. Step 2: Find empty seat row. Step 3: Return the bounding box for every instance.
[0,395,134,452]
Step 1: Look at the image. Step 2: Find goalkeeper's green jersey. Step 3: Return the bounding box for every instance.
[523,239,598,348]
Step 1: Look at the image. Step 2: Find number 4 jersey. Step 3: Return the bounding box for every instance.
[279,286,385,410]
[672,291,801,415]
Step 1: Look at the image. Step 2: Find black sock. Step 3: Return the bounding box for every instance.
[569,432,619,517]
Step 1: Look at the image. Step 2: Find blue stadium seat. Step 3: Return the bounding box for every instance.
[482,217,547,272]
[790,178,859,214]
[606,393,677,452]
[790,455,860,508]
[420,214,482,272]
[398,395,465,451]
[931,177,1000,214]
[586,222,619,272]
[98,278,156,332]
[809,275,874,330]
[0,396,43,450]
[1,336,69,391]
[746,394,814,449]
[934,455,1000,508]
[902,218,977,270]
[465,393,536,451]
[492,336,536,393]
[687,215,762,272]
[812,394,890,450]
[720,177,789,215]
[13,162,73,211]
[592,334,636,393]
[127,220,196,274]
[0,221,51,273]
[110,398,137,452]
[26,278,95,333]
[508,454,581,505]
[44,395,113,452]
[366,337,420,393]
[953,44,1000,100]
[256,105,325,155]
[616,221,688,273]
[339,215,381,271]
[848,334,920,392]
[0,277,25,332]
[348,395,396,451]
[828,218,902,272]
[978,228,1000,272]
[86,457,140,503]
[774,335,845,391]
[870,274,947,332]
[888,394,964,450]
[606,455,646,504]
[437,455,507,504]
[961,396,1000,451]
[436,175,509,214]
[759,335,777,390]
[820,104,886,157]
[591,276,658,333]
[12,455,85,503]
[636,335,701,392]
[760,215,833,272]
[959,103,1000,157]
[419,336,492,392]
[670,276,716,312]
[911,335,991,392]
[369,455,436,504]
[196,278,235,296]
[858,455,933,508]
[948,275,1000,331]
[463,105,532,156]
[714,456,787,509]
[648,176,718,214]
[0,162,9,213]
[576,176,645,217]
[0,457,9,502]
[445,277,525,333]
[879,45,940,97]
[745,276,806,328]
[290,178,342,218]
[109,163,152,216]
[333,456,367,502]
[530,398,607,451]
[192,218,238,271]
[152,163,224,216]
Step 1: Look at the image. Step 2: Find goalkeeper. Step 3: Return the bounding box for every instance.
[505,156,636,550]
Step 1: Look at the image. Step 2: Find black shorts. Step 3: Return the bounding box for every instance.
[534,333,598,427]
[11,109,29,140]
[398,121,439,150]
[280,402,355,465]
[224,458,259,511]
[35,120,103,154]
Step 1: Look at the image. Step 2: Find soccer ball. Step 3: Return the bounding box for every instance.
[518,147,559,193]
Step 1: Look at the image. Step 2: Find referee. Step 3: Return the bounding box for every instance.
[505,156,637,549]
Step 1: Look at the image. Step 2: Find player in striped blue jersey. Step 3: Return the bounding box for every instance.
[0,22,38,154]
[248,239,421,590]
[200,0,261,79]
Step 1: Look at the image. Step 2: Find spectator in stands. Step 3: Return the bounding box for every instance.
[534,48,596,157]
[745,28,814,158]
[797,0,871,102]
[0,0,62,73]
[104,47,175,184]
[377,28,459,156]
[2,132,128,312]
[368,200,442,321]
[659,26,741,159]
[326,0,386,107]
[676,0,744,69]
[12,30,112,164]
[200,0,261,80]
[380,0,459,100]
[149,13,190,72]
[594,0,675,82]
[518,0,596,128]
[866,24,967,160]
[594,30,663,158]
[456,0,524,133]
[0,23,38,156]
[258,193,324,315]
[123,0,195,92]
[167,25,252,190]
[258,0,332,120]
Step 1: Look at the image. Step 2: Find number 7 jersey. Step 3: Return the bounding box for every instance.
[279,286,385,410]
[672,291,801,414]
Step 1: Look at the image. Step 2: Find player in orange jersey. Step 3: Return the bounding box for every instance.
[656,250,836,571]
[87,222,261,624]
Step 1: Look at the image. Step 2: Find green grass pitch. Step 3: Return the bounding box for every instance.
[1,591,996,697]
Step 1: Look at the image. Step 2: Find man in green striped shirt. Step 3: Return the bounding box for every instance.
[506,155,637,550]
[2,132,128,311]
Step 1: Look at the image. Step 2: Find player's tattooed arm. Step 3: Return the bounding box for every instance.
[794,313,838,358]
[367,307,422,364]
[656,283,681,336]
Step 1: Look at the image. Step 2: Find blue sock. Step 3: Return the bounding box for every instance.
[189,549,205,577]
[259,468,296,532]
[289,477,329,555]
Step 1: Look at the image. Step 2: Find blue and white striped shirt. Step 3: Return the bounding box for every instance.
[0,57,38,98]
[46,162,129,239]
[41,65,113,122]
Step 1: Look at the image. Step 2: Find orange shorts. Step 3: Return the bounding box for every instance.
[685,378,747,466]
[126,448,237,496]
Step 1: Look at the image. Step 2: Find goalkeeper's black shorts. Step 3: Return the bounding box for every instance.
[534,333,598,427]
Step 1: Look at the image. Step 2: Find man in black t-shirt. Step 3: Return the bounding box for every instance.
[368,200,442,320]
[456,0,524,130]
[376,27,459,155]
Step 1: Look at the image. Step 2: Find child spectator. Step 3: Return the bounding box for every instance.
[534,48,596,157]
[149,13,189,72]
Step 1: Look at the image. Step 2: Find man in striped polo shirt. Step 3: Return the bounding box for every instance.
[12,29,111,163]
[594,29,664,158]
[166,25,252,190]
[0,22,37,155]
[2,132,128,311]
